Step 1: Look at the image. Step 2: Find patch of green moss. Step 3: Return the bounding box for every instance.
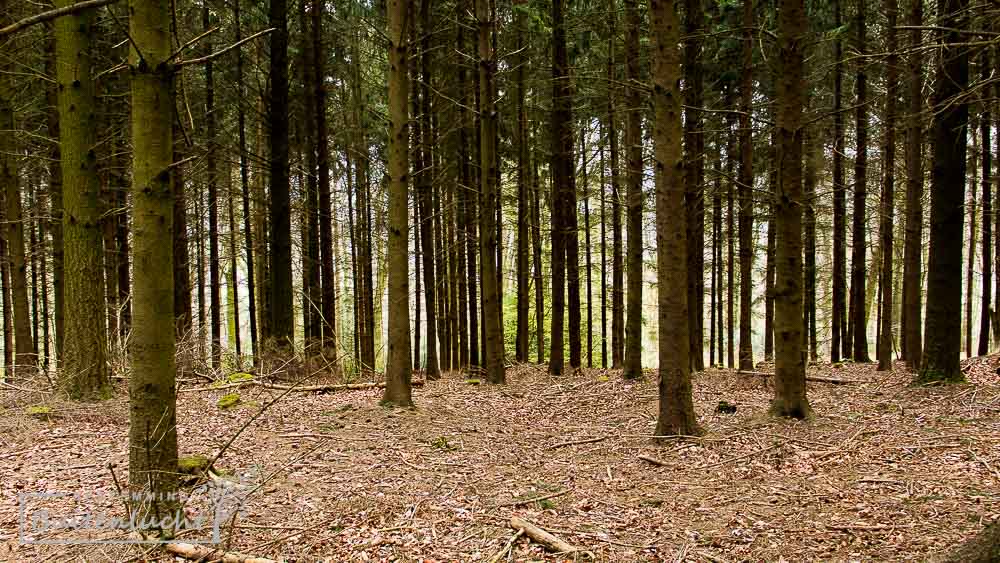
[428,436,456,451]
[915,368,966,386]
[26,405,53,418]
[465,378,481,385]
[597,376,609,382]
[217,393,241,410]
[178,455,212,474]
[226,372,254,384]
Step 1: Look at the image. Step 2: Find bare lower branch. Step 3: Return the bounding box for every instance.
[0,0,121,37]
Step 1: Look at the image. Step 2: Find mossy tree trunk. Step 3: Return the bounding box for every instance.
[54,0,109,399]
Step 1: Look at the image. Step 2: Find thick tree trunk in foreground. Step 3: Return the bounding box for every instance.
[127,0,178,525]
[919,0,968,383]
[771,0,811,419]
[651,0,701,437]
[943,520,1000,563]
[382,0,413,407]
[54,0,109,398]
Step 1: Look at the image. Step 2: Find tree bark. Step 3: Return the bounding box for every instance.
[622,0,644,379]
[607,1,624,368]
[234,0,257,359]
[268,0,293,349]
[771,0,811,419]
[651,0,701,436]
[684,0,705,373]
[878,0,898,371]
[205,0,221,368]
[383,0,413,406]
[901,0,922,368]
[979,44,992,357]
[831,0,847,364]
[920,0,969,383]
[850,0,870,362]
[127,0,178,524]
[515,3,529,364]
[737,0,754,371]
[54,0,109,398]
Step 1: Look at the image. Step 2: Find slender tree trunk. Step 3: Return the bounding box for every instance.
[600,133,608,368]
[803,129,817,363]
[456,9,479,369]
[127,0,178,522]
[684,0,705,373]
[979,44,992,356]
[608,5,624,368]
[234,0,257,358]
[651,0,701,436]
[531,128,544,363]
[45,28,64,362]
[314,0,336,362]
[622,0,644,379]
[737,0,754,371]
[268,0,293,349]
[515,3,529,364]
[416,0,439,380]
[1,233,10,376]
[204,0,221,368]
[831,0,847,363]
[718,149,726,365]
[711,150,720,367]
[54,0,109,397]
[901,0,923,368]
[478,0,504,384]
[764,129,776,361]
[771,0,811,419]
[966,128,979,360]
[383,0,413,406]
[582,126,594,368]
[920,0,969,383]
[878,0,898,371]
[726,118,735,368]
[850,0,870,362]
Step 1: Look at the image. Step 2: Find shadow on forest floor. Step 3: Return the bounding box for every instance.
[1,357,998,561]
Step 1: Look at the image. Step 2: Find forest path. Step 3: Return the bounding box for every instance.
[1,359,998,561]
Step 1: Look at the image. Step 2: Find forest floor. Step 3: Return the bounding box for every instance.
[1,357,999,562]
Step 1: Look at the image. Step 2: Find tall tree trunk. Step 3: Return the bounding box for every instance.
[608,0,624,368]
[725,117,735,368]
[515,3,529,364]
[600,132,608,368]
[831,0,847,363]
[651,0,701,436]
[901,0,922,368]
[878,0,898,371]
[127,0,178,522]
[456,8,479,368]
[45,26,64,362]
[268,0,293,349]
[172,125,191,342]
[764,129,776,361]
[54,0,109,397]
[205,0,221,369]
[582,126,594,368]
[622,0,644,379]
[416,0,440,380]
[920,0,969,383]
[684,0,705,373]
[314,0,336,362]
[1,233,10,376]
[234,0,257,359]
[383,0,413,406]
[531,127,544,363]
[979,44,992,356]
[803,129,817,363]
[850,0,870,362]
[0,45,34,376]
[737,0,754,371]
[711,147,721,367]
[771,0,811,419]
[966,128,979,360]
[478,0,504,384]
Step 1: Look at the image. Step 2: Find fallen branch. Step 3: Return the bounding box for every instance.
[509,516,586,556]
[165,542,276,563]
[493,489,571,508]
[487,529,525,563]
[637,454,669,467]
[180,379,425,393]
[737,370,859,385]
[547,436,607,450]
